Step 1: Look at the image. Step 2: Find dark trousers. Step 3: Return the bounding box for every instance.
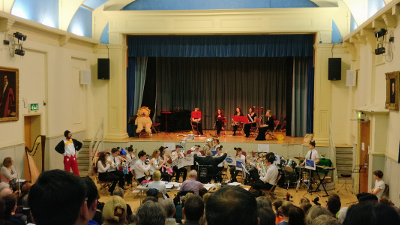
[244,123,256,137]
[216,120,223,135]
[111,170,125,188]
[229,166,240,182]
[256,127,273,140]
[161,171,172,182]
[99,172,118,193]
[233,125,239,135]
[173,166,187,182]
[137,176,146,184]
[192,122,203,135]
[253,180,274,190]
[125,172,133,185]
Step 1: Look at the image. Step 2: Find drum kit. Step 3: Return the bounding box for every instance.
[277,156,305,189]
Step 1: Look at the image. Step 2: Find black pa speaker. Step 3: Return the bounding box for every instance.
[98,58,110,80]
[328,58,341,81]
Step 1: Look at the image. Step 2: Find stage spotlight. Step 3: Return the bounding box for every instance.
[374,28,387,39]
[13,32,27,41]
[15,46,25,56]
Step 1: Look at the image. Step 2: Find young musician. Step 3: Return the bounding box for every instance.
[97,152,119,193]
[215,109,225,137]
[244,107,257,138]
[107,148,125,188]
[214,146,225,182]
[55,130,83,176]
[300,140,320,166]
[171,145,187,182]
[229,147,246,182]
[159,146,172,181]
[133,150,153,183]
[251,152,279,191]
[212,139,220,151]
[232,107,243,136]
[191,108,203,135]
[190,145,202,170]
[203,138,214,154]
[256,110,275,141]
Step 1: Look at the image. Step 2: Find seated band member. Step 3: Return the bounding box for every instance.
[356,170,385,201]
[133,150,153,183]
[191,108,203,135]
[232,107,243,136]
[149,149,166,176]
[212,139,220,152]
[171,145,187,182]
[159,146,172,181]
[193,147,227,183]
[203,138,214,153]
[215,109,225,137]
[250,152,279,191]
[300,140,320,166]
[97,152,119,193]
[256,110,275,141]
[107,148,125,189]
[214,146,226,181]
[190,145,202,171]
[244,107,257,138]
[229,148,246,182]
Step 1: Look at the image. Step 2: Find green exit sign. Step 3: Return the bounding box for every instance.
[30,103,39,112]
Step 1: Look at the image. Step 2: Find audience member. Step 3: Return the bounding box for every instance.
[182,195,204,225]
[142,196,158,204]
[3,195,24,225]
[28,169,88,225]
[300,197,310,204]
[337,207,348,224]
[256,196,273,210]
[180,170,203,195]
[206,186,258,225]
[356,170,385,201]
[136,201,165,225]
[16,194,32,224]
[161,199,178,225]
[102,196,127,225]
[202,193,211,206]
[147,171,167,198]
[288,206,305,225]
[273,200,284,224]
[300,202,312,214]
[277,201,293,225]
[0,182,10,193]
[379,196,394,206]
[0,188,12,199]
[312,215,340,225]
[112,187,133,223]
[326,194,341,218]
[82,177,101,225]
[306,205,331,225]
[343,201,400,225]
[198,188,208,198]
[1,158,17,182]
[258,207,276,225]
[17,182,32,206]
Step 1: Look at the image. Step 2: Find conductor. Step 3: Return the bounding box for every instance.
[193,147,227,183]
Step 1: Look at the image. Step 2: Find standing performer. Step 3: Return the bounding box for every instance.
[232,107,243,136]
[55,130,82,176]
[244,107,257,138]
[256,110,275,141]
[215,109,225,137]
[191,108,204,135]
[229,147,246,182]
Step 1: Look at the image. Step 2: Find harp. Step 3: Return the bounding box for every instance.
[24,135,45,183]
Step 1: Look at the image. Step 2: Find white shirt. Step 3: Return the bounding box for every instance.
[374,180,385,199]
[126,153,137,168]
[260,163,279,185]
[235,154,246,171]
[108,155,120,172]
[97,161,110,173]
[147,180,167,195]
[133,159,151,179]
[149,158,159,175]
[171,151,185,167]
[215,153,225,167]
[64,139,76,157]
[305,149,320,162]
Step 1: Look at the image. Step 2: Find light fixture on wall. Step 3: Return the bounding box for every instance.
[374,28,387,55]
[3,31,27,56]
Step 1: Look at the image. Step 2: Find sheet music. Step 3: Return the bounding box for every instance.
[178,156,194,169]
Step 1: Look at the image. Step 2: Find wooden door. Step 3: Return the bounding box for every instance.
[359,120,370,193]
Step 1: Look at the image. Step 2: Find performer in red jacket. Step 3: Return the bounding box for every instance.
[55,130,82,176]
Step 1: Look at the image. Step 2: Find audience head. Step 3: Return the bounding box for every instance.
[202,193,211,206]
[327,194,341,216]
[152,171,161,181]
[82,177,99,220]
[258,207,275,225]
[273,200,283,213]
[3,195,16,219]
[198,187,208,197]
[256,196,273,210]
[279,201,293,218]
[29,169,88,225]
[183,194,204,222]
[189,170,198,179]
[103,196,127,224]
[373,170,383,179]
[288,206,305,225]
[300,201,312,214]
[379,196,393,205]
[112,187,125,198]
[343,201,400,225]
[313,215,341,225]
[143,196,158,204]
[136,201,166,225]
[21,182,33,195]
[300,197,311,204]
[306,205,331,225]
[206,186,258,225]
[2,157,13,168]
[161,199,176,218]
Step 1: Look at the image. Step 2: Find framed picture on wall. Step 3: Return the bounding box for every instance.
[385,71,399,110]
[0,67,19,122]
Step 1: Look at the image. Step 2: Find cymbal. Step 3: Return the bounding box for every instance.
[284,166,294,173]
[294,157,305,161]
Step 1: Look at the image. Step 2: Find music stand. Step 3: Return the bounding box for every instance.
[191,111,202,136]
[232,116,250,124]
[162,111,173,140]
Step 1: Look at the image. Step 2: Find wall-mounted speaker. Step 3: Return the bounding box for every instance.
[98,58,110,80]
[328,58,341,81]
[80,70,91,85]
[346,70,356,87]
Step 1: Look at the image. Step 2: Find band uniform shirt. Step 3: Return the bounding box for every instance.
[149,158,159,175]
[97,161,110,173]
[171,151,185,167]
[260,163,279,185]
[215,153,225,167]
[126,153,137,169]
[64,139,76,157]
[107,155,120,172]
[133,160,151,179]
[235,154,246,171]
[305,149,320,162]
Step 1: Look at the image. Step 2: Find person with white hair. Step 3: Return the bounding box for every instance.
[180,170,203,195]
[161,199,178,225]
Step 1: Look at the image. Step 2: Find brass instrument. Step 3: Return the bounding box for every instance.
[257,160,268,177]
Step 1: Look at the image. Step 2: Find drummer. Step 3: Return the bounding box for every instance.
[300,140,320,166]
[251,152,279,191]
[229,147,246,182]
